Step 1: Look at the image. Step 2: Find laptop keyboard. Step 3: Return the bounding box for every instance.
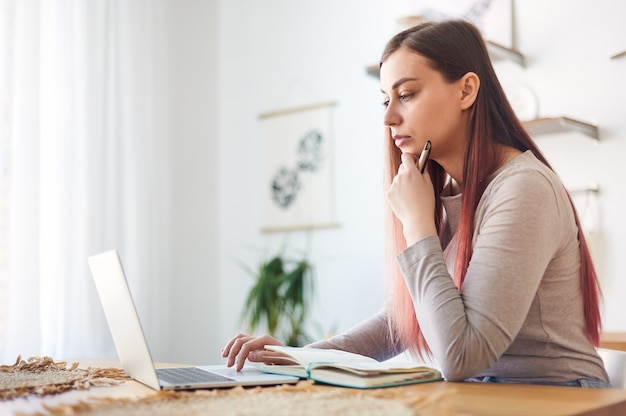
[157,367,235,385]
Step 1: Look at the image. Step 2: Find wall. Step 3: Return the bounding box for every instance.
[163,0,219,364]
[495,2,626,332]
[163,0,626,363]
[214,0,398,363]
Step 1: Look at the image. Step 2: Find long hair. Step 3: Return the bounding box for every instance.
[381,20,602,358]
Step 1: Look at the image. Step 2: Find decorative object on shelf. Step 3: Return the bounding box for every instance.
[366,0,523,78]
[397,0,513,44]
[259,102,339,233]
[396,15,426,28]
[239,246,315,347]
[503,82,539,121]
[522,116,599,141]
[610,50,626,60]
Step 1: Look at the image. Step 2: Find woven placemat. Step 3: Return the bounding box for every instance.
[34,380,452,416]
[0,356,129,400]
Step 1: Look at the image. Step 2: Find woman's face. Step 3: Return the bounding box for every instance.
[380,47,469,163]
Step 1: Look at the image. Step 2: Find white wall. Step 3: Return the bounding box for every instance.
[163,0,626,363]
[214,0,398,363]
[162,0,219,364]
[495,2,626,333]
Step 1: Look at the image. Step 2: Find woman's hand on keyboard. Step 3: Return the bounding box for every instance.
[222,333,288,371]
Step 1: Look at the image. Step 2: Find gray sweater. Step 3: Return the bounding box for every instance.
[310,151,608,383]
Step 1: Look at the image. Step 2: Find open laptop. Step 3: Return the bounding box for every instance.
[88,249,299,390]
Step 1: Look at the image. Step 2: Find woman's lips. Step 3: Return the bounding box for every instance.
[394,136,411,148]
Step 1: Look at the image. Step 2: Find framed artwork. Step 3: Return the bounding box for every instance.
[259,102,339,233]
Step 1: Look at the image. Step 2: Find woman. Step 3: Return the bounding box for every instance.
[223,20,609,387]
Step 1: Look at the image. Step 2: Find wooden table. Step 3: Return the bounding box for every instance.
[392,380,626,415]
[601,332,626,352]
[2,359,626,415]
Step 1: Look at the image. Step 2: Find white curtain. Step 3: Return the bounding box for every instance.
[0,0,171,362]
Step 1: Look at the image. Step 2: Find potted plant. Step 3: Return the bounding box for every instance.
[239,249,314,346]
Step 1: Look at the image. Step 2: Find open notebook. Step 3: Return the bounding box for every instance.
[88,249,299,390]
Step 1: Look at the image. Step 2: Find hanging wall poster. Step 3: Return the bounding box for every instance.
[259,101,338,233]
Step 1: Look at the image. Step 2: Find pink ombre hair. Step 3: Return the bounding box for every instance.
[380,20,603,359]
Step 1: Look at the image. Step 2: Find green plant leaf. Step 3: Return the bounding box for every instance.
[238,247,314,344]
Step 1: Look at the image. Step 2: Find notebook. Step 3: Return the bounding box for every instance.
[88,249,299,390]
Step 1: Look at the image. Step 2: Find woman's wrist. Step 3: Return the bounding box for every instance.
[403,222,437,247]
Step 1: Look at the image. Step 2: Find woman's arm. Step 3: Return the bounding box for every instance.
[307,308,405,361]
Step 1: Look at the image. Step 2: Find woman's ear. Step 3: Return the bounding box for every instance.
[459,72,480,110]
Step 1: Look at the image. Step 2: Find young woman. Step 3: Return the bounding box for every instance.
[222,20,609,387]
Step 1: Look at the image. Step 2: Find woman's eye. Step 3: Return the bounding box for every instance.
[382,99,389,108]
[399,93,413,102]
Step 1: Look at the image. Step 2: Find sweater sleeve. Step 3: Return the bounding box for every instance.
[306,308,405,361]
[396,168,566,381]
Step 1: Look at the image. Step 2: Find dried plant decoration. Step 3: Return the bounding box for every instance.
[38,380,452,416]
[0,355,129,400]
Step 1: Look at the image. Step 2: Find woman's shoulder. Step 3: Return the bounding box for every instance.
[496,150,551,176]
[490,151,560,190]
[484,150,568,208]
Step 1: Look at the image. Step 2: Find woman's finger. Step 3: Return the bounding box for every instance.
[233,334,283,371]
[221,333,249,358]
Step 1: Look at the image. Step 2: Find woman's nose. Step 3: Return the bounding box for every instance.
[383,105,400,127]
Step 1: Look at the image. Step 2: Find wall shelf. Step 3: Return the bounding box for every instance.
[523,116,599,141]
[611,50,626,60]
[569,184,599,197]
[486,40,526,67]
[365,64,380,78]
[365,39,525,79]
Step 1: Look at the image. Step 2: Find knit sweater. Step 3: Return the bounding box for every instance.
[309,151,608,383]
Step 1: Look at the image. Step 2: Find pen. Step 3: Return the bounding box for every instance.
[417,140,431,173]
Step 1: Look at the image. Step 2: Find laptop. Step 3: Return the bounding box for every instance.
[88,249,299,390]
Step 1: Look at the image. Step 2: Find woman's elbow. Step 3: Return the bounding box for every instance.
[438,361,485,382]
